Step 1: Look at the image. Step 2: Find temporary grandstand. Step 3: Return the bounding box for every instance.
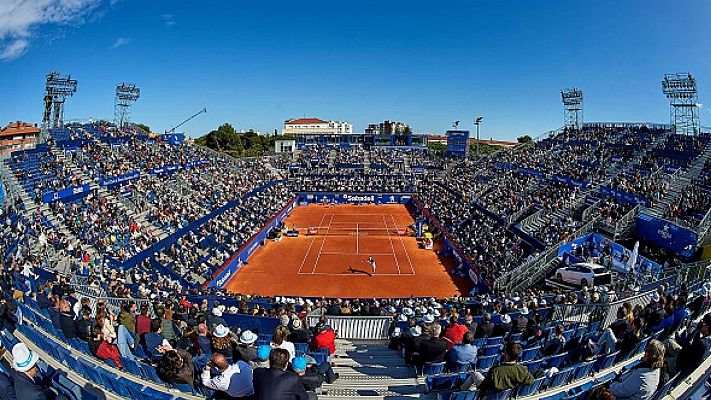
[1,83,711,400]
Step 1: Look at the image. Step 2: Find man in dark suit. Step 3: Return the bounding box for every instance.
[253,348,309,400]
[416,323,448,368]
[475,314,495,339]
[492,314,512,338]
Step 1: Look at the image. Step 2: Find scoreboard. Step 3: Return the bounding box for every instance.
[446,130,470,157]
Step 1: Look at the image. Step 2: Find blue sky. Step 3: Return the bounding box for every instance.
[0,0,710,140]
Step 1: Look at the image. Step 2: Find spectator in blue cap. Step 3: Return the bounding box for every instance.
[254,345,271,368]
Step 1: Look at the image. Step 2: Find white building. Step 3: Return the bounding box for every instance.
[282,118,353,135]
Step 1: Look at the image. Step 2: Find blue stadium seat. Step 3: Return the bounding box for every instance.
[487,388,512,400]
[593,351,620,372]
[516,376,545,397]
[570,360,595,381]
[476,355,497,372]
[548,366,574,389]
[480,345,501,357]
[453,360,474,373]
[520,346,541,362]
[423,361,446,376]
[426,373,461,392]
[521,359,543,375]
[437,390,478,400]
[545,352,568,369]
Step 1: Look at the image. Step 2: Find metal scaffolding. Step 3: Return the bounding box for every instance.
[42,71,78,129]
[114,82,140,130]
[561,88,583,131]
[662,73,700,135]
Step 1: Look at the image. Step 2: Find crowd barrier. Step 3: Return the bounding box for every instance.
[551,289,656,328]
[307,309,391,340]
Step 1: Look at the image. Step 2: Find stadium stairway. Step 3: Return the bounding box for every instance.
[646,141,711,220]
[320,339,425,400]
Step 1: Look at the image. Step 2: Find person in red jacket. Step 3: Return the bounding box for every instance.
[312,324,336,355]
[88,325,123,369]
[136,303,152,337]
[445,316,469,349]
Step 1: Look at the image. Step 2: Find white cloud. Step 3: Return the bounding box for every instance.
[162,14,175,27]
[110,36,129,49]
[0,0,101,61]
[0,38,28,60]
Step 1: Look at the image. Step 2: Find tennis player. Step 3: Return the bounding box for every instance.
[368,256,376,275]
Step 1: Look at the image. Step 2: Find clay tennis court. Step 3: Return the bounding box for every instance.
[224,203,471,298]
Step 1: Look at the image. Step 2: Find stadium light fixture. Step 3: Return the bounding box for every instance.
[474,116,483,155]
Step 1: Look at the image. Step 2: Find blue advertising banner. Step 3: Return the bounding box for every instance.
[517,167,546,179]
[150,164,180,175]
[184,160,208,168]
[494,162,515,171]
[299,192,412,205]
[161,133,185,146]
[100,171,140,188]
[600,186,650,207]
[556,233,662,275]
[446,130,470,157]
[635,213,698,259]
[41,184,91,203]
[551,174,590,189]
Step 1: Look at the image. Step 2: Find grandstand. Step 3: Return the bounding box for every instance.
[1,89,711,400]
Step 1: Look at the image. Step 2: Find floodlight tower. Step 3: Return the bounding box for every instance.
[114,82,141,130]
[561,88,583,131]
[662,73,700,135]
[42,71,78,129]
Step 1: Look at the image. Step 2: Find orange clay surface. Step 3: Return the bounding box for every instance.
[224,204,471,298]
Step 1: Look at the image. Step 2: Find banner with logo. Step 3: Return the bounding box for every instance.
[100,171,140,188]
[149,164,180,175]
[600,186,650,207]
[298,192,412,205]
[518,167,546,179]
[41,184,91,203]
[635,213,698,258]
[551,174,590,189]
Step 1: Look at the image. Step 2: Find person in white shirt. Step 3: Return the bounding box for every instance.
[271,325,296,361]
[201,353,254,399]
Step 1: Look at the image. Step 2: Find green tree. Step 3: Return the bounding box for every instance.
[517,135,533,144]
[134,123,151,133]
[428,142,447,153]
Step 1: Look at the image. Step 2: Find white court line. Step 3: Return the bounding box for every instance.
[391,214,416,275]
[356,222,359,254]
[297,213,327,274]
[297,271,416,276]
[311,214,334,274]
[320,252,393,256]
[382,214,401,275]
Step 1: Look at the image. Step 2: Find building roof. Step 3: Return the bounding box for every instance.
[285,118,328,125]
[0,121,40,138]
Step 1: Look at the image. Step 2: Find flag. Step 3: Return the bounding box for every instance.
[627,241,639,273]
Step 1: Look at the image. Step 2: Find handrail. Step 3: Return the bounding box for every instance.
[306,311,393,340]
